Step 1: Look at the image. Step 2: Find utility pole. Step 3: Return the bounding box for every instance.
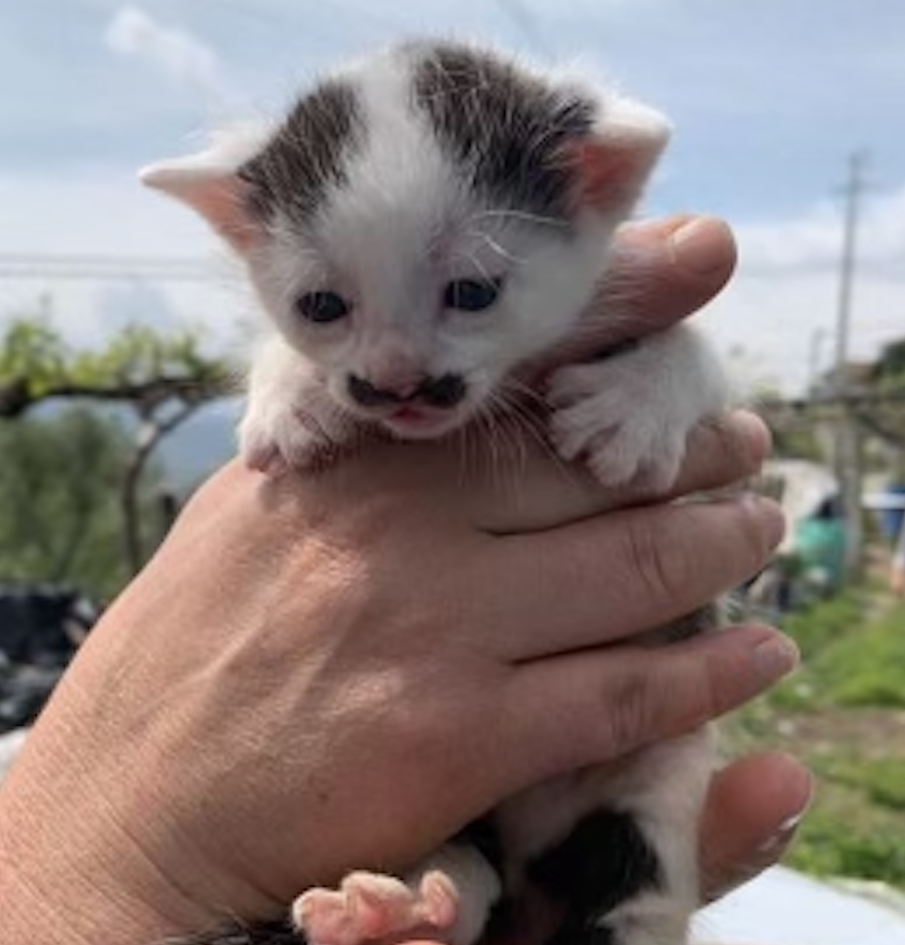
[833,152,869,576]
[833,152,867,378]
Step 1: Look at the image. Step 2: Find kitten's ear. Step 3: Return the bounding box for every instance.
[567,95,671,215]
[139,127,265,253]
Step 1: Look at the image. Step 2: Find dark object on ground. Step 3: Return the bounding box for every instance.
[0,662,65,732]
[0,584,100,732]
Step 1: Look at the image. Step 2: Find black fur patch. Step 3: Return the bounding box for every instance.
[411,42,597,220]
[240,79,363,224]
[527,808,661,945]
[457,815,504,876]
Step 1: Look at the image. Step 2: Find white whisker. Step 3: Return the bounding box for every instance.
[465,208,569,232]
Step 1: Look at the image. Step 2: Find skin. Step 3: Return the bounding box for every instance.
[0,216,811,945]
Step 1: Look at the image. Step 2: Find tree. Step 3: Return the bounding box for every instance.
[0,315,233,574]
[860,337,905,451]
[0,406,158,599]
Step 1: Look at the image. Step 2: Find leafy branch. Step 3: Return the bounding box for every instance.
[1,315,236,574]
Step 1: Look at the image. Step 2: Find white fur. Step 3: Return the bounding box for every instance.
[142,39,727,945]
[240,56,632,458]
[548,324,730,490]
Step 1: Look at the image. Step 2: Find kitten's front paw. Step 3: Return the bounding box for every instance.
[293,871,459,945]
[238,405,340,476]
[547,361,689,491]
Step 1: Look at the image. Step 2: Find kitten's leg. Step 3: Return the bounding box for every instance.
[293,843,501,945]
[239,335,357,474]
[547,325,729,491]
[527,728,714,945]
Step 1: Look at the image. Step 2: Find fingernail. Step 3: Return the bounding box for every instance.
[757,772,816,853]
[753,635,800,682]
[743,493,786,549]
[670,217,734,276]
[732,412,773,466]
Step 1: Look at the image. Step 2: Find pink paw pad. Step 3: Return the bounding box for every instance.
[292,870,459,945]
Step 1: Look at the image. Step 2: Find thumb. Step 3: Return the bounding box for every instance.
[528,215,737,373]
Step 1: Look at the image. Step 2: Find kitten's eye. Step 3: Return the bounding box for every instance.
[296,291,351,324]
[443,278,503,313]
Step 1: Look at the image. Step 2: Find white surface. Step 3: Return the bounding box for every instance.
[693,866,905,945]
[0,727,27,781]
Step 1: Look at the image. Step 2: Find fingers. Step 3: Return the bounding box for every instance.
[470,410,771,533]
[501,627,800,788]
[487,492,785,660]
[531,216,737,371]
[606,215,738,335]
[647,412,771,504]
[699,751,814,901]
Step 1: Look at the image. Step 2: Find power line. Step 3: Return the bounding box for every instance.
[0,253,216,283]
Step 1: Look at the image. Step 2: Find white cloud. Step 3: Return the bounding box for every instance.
[698,186,905,396]
[734,184,905,275]
[104,5,227,101]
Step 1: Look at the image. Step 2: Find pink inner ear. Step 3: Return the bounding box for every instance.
[562,138,647,213]
[193,177,259,252]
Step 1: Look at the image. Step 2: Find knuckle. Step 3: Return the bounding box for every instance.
[598,663,660,755]
[622,514,691,604]
[599,651,720,757]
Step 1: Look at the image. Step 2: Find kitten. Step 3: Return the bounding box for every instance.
[143,39,729,945]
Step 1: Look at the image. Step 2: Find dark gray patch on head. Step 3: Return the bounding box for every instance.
[239,78,364,224]
[411,42,598,220]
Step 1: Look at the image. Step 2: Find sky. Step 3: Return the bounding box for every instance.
[2,0,905,394]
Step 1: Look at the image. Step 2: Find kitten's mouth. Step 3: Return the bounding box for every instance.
[381,404,467,439]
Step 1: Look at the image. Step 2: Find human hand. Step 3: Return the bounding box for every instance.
[0,216,800,945]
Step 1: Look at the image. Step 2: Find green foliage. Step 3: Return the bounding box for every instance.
[66,323,228,389]
[790,807,905,886]
[862,760,905,810]
[727,588,905,891]
[873,338,905,387]
[0,406,161,599]
[771,588,905,710]
[0,320,69,397]
[781,590,867,660]
[0,315,230,409]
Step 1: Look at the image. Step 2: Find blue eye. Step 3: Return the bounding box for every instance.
[297,291,351,324]
[444,278,503,313]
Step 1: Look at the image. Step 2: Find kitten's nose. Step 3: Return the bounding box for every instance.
[347,373,466,409]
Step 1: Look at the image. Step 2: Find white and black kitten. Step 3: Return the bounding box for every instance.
[144,39,728,945]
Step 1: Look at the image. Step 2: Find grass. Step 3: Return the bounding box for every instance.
[816,607,905,708]
[725,580,905,890]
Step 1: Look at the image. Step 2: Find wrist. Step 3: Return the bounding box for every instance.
[0,701,215,944]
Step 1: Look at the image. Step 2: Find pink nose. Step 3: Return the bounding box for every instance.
[347,374,421,406]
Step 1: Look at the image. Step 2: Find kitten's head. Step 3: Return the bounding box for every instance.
[141,41,669,440]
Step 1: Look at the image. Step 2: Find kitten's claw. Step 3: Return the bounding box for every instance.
[243,439,290,477]
[238,407,336,476]
[293,870,459,945]
[548,362,687,490]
